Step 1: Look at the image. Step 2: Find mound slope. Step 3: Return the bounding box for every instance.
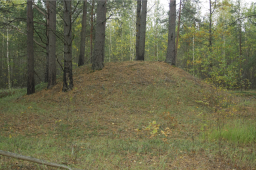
[1,61,253,169]
[24,61,206,104]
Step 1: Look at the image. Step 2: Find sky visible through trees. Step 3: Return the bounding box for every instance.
[161,0,255,15]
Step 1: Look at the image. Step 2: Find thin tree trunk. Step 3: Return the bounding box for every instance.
[90,0,95,63]
[135,0,141,60]
[130,28,132,61]
[154,0,158,61]
[193,33,195,76]
[209,0,212,49]
[63,0,73,92]
[166,0,176,65]
[121,28,123,61]
[44,1,49,83]
[239,21,242,56]
[2,34,4,71]
[78,0,87,66]
[175,0,181,57]
[27,0,35,95]
[0,34,2,83]
[7,25,11,89]
[109,21,111,62]
[48,0,56,89]
[92,0,107,70]
[137,0,147,61]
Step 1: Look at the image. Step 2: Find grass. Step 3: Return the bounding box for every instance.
[0,61,256,169]
[207,119,256,144]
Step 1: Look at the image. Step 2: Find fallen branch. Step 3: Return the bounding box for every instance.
[0,150,80,170]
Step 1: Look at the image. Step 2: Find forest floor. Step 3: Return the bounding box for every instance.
[0,61,256,170]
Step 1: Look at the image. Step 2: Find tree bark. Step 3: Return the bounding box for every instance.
[175,0,181,57]
[78,0,88,66]
[137,0,147,60]
[47,0,56,89]
[135,0,141,60]
[27,0,35,95]
[92,0,107,70]
[7,24,11,89]
[137,0,147,61]
[44,1,49,83]
[90,0,95,63]
[166,0,176,65]
[63,0,73,92]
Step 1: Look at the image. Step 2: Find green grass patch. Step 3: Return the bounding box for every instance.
[207,120,256,144]
[0,88,26,100]
[230,90,256,97]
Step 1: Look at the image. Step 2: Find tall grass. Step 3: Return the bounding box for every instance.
[207,119,256,144]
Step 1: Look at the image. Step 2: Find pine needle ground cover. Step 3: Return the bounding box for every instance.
[0,61,255,169]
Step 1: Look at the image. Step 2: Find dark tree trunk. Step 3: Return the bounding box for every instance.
[78,0,88,66]
[47,0,56,89]
[27,0,35,95]
[166,0,176,65]
[90,0,95,63]
[63,0,73,92]
[92,0,107,70]
[135,0,141,60]
[137,0,147,61]
[44,1,49,83]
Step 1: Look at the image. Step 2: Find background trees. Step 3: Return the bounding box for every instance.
[0,0,256,90]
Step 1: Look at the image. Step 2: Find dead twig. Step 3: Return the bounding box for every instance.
[0,150,83,170]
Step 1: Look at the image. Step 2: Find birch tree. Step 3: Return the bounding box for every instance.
[63,0,73,91]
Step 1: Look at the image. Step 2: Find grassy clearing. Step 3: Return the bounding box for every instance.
[0,61,255,169]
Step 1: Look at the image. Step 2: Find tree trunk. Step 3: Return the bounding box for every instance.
[90,0,95,63]
[63,0,73,92]
[166,0,176,65]
[109,21,112,62]
[175,0,181,57]
[47,0,56,89]
[137,0,147,61]
[92,0,107,70]
[27,0,35,95]
[7,25,11,89]
[78,0,88,66]
[135,0,141,60]
[209,0,212,49]
[44,1,49,83]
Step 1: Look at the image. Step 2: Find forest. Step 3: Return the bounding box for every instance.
[0,0,256,169]
[0,0,255,91]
